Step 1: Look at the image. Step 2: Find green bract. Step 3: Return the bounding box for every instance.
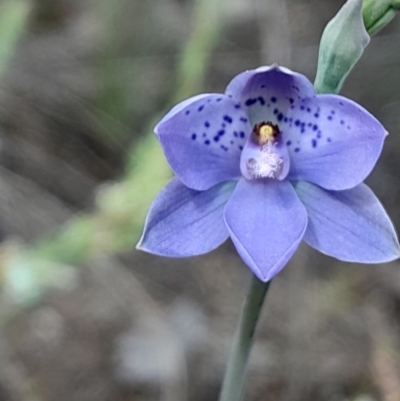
[363,0,400,35]
[314,0,370,94]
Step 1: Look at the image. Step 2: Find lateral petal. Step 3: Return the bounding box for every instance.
[295,181,400,263]
[286,95,387,190]
[155,94,251,190]
[137,178,235,256]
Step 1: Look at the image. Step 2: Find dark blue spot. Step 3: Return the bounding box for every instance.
[221,145,228,151]
[295,120,300,126]
[339,101,344,106]
[273,108,279,115]
[300,106,305,110]
[205,140,210,145]
[277,113,283,122]
[185,110,190,115]
[261,84,266,88]
[314,113,319,118]
[307,123,312,127]
[284,117,288,123]
[239,131,245,138]
[327,137,332,142]
[198,105,204,112]
[216,98,222,102]
[234,103,241,109]
[240,117,248,123]
[312,139,317,148]
[317,131,322,139]
[286,140,292,146]
[294,147,300,152]
[331,110,336,114]
[239,145,243,150]
[245,98,257,106]
[218,130,225,136]
[293,85,300,91]
[313,124,318,131]
[191,133,197,140]
[271,96,277,103]
[223,115,233,123]
[213,136,220,142]
[307,108,311,112]
[327,116,333,120]
[289,98,294,104]
[340,120,344,125]
[234,131,239,137]
[204,121,210,128]
[207,99,211,103]
[258,97,265,106]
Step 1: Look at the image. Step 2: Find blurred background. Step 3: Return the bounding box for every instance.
[0,0,399,400]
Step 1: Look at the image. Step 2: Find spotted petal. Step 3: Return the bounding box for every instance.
[285,95,387,190]
[295,181,400,263]
[226,65,315,127]
[155,94,251,190]
[157,94,211,125]
[224,179,308,282]
[137,178,235,257]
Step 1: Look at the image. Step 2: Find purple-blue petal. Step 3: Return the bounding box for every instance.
[157,94,211,125]
[226,65,315,127]
[155,94,251,190]
[137,178,235,257]
[286,95,387,190]
[295,181,400,263]
[224,179,308,282]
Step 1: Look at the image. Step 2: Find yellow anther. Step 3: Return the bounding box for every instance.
[254,122,280,145]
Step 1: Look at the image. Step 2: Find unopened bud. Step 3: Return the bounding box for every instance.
[314,0,370,94]
[363,0,400,35]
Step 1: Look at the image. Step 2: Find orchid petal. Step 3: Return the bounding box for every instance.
[225,66,276,101]
[157,94,211,125]
[224,179,308,282]
[137,178,235,257]
[295,181,400,263]
[155,94,251,190]
[285,95,387,190]
[226,65,315,127]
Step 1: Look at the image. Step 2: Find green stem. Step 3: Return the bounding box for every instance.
[219,274,271,401]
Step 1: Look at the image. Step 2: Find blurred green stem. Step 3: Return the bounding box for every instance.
[219,275,271,401]
[0,0,30,77]
[174,0,223,102]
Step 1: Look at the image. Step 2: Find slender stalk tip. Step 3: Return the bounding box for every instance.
[218,274,271,401]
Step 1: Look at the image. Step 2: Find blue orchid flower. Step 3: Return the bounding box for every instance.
[137,65,400,282]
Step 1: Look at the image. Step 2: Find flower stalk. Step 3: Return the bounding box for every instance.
[219,274,271,401]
